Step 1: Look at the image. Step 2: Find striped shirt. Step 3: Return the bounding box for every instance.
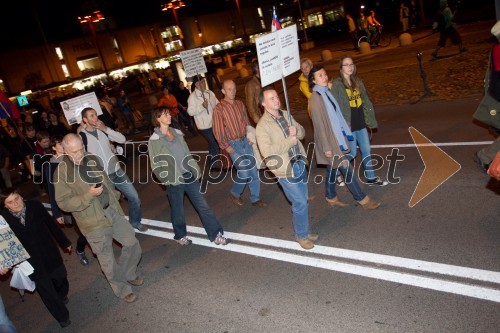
[212,99,249,150]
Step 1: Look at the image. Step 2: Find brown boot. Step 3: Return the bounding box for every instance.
[325,196,349,207]
[358,196,381,210]
[296,238,314,250]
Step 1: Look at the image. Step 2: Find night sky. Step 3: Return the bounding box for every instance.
[0,0,232,50]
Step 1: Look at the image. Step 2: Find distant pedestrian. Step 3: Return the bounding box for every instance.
[345,14,358,50]
[432,0,466,59]
[400,3,410,32]
[117,89,138,134]
[245,60,263,125]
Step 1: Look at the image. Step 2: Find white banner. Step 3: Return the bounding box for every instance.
[256,24,300,87]
[180,48,207,78]
[60,92,102,125]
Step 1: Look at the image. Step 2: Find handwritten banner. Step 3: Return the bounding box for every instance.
[180,48,207,78]
[0,216,30,268]
[60,92,102,125]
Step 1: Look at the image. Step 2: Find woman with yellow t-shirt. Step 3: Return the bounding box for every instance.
[331,55,388,186]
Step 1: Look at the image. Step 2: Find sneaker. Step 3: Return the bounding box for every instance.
[296,238,314,250]
[127,276,144,286]
[123,293,137,303]
[135,224,149,232]
[175,237,192,246]
[77,251,89,266]
[213,232,228,245]
[336,175,345,187]
[366,177,389,186]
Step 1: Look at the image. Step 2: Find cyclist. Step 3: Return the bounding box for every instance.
[357,11,370,42]
[367,10,382,46]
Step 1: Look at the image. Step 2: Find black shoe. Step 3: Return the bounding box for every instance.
[62,296,69,304]
[59,319,71,328]
[77,251,89,266]
[473,152,489,174]
[135,224,149,232]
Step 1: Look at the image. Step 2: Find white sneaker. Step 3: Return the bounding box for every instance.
[336,175,345,187]
[175,237,192,246]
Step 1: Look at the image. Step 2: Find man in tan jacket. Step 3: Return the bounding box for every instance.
[255,86,317,250]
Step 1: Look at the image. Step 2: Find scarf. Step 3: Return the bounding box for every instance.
[10,205,27,226]
[313,85,353,151]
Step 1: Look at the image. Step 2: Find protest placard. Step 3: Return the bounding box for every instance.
[180,48,207,78]
[0,216,30,269]
[60,92,102,125]
[256,24,300,87]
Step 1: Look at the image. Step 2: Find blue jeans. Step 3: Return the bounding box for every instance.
[167,173,224,241]
[199,128,220,168]
[108,169,142,228]
[0,296,17,333]
[228,138,261,203]
[347,128,376,181]
[277,160,310,239]
[326,164,366,201]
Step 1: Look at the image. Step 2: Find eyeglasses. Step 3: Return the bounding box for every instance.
[342,63,355,67]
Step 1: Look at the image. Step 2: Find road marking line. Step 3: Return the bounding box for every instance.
[138,223,500,303]
[127,141,494,151]
[140,218,500,284]
[371,141,493,148]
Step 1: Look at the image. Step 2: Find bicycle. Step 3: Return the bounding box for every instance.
[357,25,392,48]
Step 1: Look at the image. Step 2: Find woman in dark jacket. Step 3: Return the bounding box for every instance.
[0,188,72,328]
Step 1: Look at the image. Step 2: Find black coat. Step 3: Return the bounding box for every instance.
[0,200,71,280]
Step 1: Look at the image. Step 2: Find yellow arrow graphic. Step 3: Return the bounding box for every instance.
[408,127,461,207]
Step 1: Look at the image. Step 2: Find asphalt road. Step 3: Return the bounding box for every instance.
[1,22,499,333]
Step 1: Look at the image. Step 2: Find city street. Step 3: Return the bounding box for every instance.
[1,20,499,333]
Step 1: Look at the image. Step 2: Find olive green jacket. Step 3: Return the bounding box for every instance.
[54,154,123,234]
[330,77,378,129]
[148,129,201,186]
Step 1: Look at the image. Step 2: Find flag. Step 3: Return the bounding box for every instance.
[271,6,281,32]
[0,91,20,119]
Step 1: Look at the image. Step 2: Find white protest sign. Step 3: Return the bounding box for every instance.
[60,92,102,125]
[0,215,30,269]
[180,48,207,78]
[279,25,300,78]
[256,24,300,87]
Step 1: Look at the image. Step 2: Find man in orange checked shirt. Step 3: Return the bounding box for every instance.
[212,79,266,208]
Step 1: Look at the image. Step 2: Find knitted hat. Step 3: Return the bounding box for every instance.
[491,21,500,39]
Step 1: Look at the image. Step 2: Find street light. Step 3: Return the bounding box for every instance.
[161,0,185,28]
[78,10,109,77]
